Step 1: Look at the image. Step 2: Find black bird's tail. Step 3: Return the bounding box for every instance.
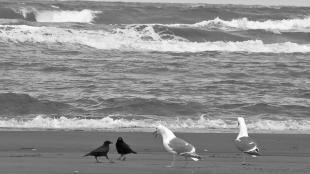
[83,153,90,157]
[131,150,137,154]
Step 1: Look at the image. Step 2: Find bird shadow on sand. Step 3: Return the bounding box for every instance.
[8,153,42,158]
[87,160,116,164]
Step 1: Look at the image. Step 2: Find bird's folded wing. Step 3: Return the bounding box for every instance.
[235,136,259,152]
[168,137,194,154]
[120,143,131,150]
[91,146,107,153]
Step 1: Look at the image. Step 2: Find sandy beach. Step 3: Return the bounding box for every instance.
[0,131,309,174]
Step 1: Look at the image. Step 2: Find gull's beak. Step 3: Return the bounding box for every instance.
[153,130,159,138]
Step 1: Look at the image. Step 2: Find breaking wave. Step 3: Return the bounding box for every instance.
[1,2,310,26]
[0,115,309,133]
[170,17,310,32]
[16,8,99,23]
[34,9,100,23]
[1,24,310,53]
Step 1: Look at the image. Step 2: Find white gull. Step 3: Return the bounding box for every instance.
[235,117,261,165]
[153,125,201,167]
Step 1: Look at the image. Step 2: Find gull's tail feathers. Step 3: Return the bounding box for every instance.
[181,152,202,161]
[245,148,261,157]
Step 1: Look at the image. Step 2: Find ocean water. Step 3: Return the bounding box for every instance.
[0,0,310,133]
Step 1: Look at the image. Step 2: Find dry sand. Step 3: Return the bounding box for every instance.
[0,131,310,174]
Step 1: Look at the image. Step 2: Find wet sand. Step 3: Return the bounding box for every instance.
[0,131,310,174]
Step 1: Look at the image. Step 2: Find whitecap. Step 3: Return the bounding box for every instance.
[1,24,310,53]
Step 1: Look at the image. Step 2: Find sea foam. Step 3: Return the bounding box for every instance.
[35,9,99,23]
[17,8,99,23]
[170,17,310,32]
[0,115,309,133]
[1,24,310,53]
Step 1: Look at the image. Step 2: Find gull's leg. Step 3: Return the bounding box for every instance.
[166,154,176,168]
[122,155,126,161]
[183,157,189,168]
[241,153,247,165]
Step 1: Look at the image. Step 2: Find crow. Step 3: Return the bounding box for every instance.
[84,140,113,163]
[115,137,137,161]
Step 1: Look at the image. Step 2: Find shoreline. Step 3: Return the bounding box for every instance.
[1,127,310,134]
[0,131,310,173]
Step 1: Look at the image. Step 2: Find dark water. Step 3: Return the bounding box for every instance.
[0,1,310,132]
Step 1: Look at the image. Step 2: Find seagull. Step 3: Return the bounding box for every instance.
[115,137,137,161]
[234,117,261,165]
[153,125,201,167]
[84,140,113,163]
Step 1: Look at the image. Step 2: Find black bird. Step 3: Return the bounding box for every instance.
[116,137,137,161]
[84,140,113,163]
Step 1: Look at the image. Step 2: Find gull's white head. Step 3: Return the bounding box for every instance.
[237,117,248,140]
[153,125,176,142]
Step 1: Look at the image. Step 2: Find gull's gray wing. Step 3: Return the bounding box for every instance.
[235,136,260,156]
[168,137,194,154]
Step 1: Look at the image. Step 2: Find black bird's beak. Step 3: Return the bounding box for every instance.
[153,130,159,138]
